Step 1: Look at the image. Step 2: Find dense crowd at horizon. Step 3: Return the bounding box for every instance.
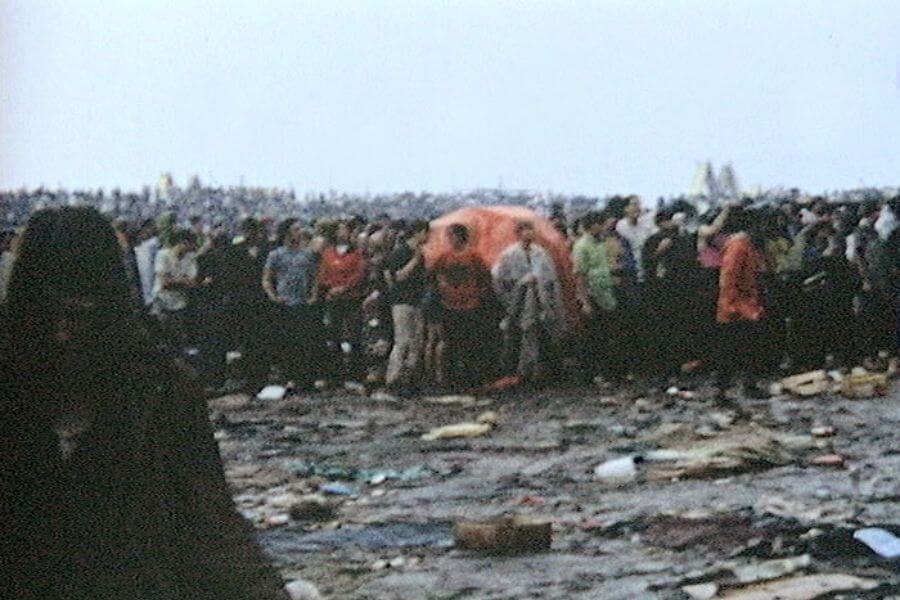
[2,176,900,232]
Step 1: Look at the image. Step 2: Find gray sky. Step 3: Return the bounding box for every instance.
[2,0,899,197]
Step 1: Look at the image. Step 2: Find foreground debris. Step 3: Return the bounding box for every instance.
[854,527,900,558]
[683,573,879,600]
[454,516,552,554]
[421,411,500,440]
[212,377,900,598]
[285,579,323,600]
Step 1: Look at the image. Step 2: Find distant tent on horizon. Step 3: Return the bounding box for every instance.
[186,174,202,191]
[718,163,740,199]
[156,172,175,199]
[689,161,718,198]
[688,161,718,214]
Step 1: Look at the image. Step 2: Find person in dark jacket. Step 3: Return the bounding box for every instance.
[642,209,701,377]
[0,206,288,600]
[221,217,273,390]
[195,225,233,388]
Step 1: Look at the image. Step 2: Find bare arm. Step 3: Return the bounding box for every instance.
[574,271,593,316]
[571,244,589,305]
[395,251,422,282]
[698,205,731,250]
[261,267,280,302]
[653,236,673,257]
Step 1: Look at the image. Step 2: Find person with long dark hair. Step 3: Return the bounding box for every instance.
[0,207,288,599]
[195,224,233,388]
[221,217,273,390]
[642,208,701,378]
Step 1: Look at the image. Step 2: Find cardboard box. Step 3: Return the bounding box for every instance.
[454,516,552,554]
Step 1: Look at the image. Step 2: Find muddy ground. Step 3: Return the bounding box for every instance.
[210,377,900,599]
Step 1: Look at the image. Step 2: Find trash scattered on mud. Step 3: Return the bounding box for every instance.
[421,414,497,440]
[285,578,323,600]
[214,376,900,599]
[853,527,900,558]
[260,522,455,554]
[286,461,445,483]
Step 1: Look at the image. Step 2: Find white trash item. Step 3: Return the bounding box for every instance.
[257,385,287,401]
[853,527,900,558]
[285,578,323,600]
[593,456,640,482]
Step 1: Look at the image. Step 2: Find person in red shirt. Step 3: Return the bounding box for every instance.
[316,220,368,383]
[431,224,499,389]
[715,208,771,401]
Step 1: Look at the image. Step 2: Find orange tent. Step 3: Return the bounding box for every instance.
[424,205,581,330]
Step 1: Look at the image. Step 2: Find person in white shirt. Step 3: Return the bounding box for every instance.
[615,196,657,282]
[874,200,898,241]
[134,219,160,307]
[492,220,564,383]
[0,230,19,305]
[153,228,198,346]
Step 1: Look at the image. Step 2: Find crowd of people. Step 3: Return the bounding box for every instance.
[0,181,584,232]
[2,187,899,598]
[3,190,896,402]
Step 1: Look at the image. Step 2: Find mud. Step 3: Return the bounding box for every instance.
[211,380,900,598]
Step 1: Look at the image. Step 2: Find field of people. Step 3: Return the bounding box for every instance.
[3,188,897,599]
[8,3,900,597]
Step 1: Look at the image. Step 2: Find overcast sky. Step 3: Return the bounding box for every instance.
[2,0,899,197]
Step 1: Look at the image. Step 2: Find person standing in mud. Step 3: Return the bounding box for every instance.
[316,220,368,384]
[384,220,430,394]
[222,217,273,391]
[263,219,323,391]
[715,208,772,401]
[493,220,564,384]
[195,224,234,389]
[0,206,289,600]
[152,227,200,348]
[431,223,499,389]
[572,211,620,385]
[642,208,700,378]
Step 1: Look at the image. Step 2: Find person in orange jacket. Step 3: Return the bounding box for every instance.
[430,224,502,390]
[715,207,772,402]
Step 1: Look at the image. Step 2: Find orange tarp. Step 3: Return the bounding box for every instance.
[424,205,580,330]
